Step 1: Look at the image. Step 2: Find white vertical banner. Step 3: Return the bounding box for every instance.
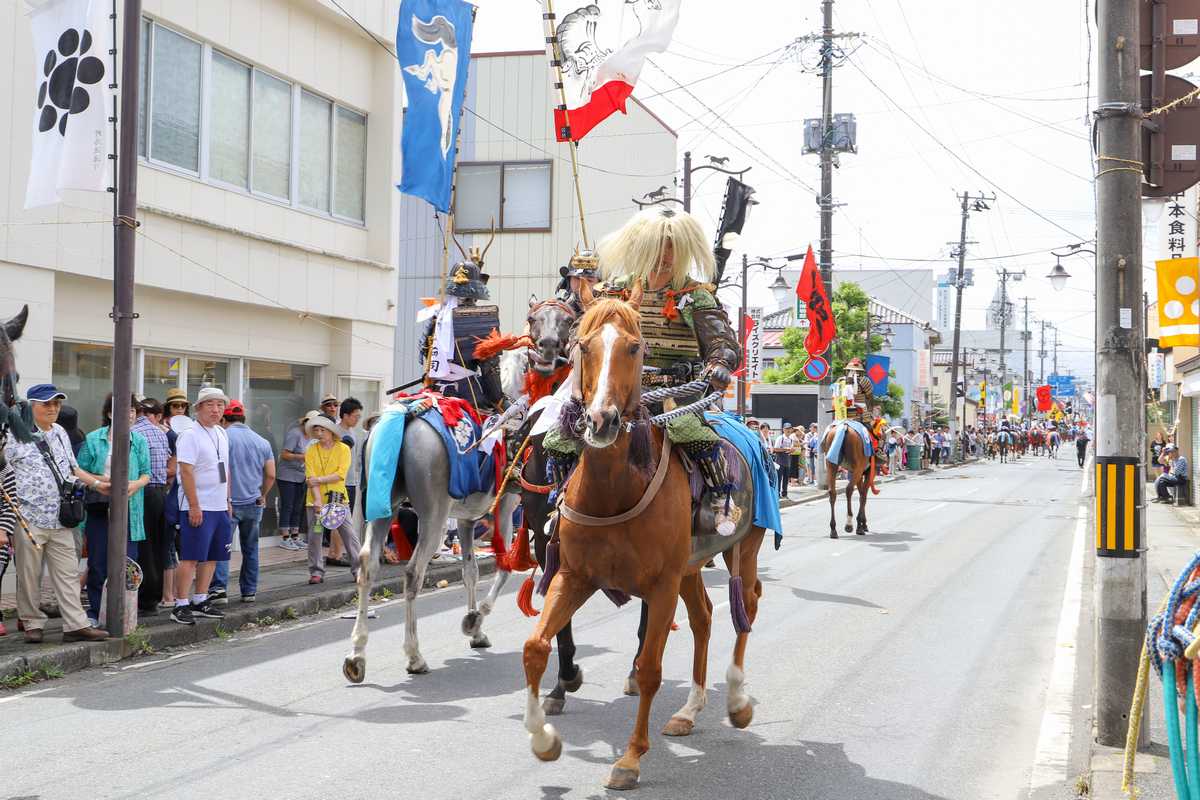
[1157,187,1199,260]
[746,306,763,381]
[25,0,112,209]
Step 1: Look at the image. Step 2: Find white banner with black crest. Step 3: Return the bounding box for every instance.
[25,0,112,209]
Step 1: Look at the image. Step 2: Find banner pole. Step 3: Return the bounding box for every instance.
[423,7,476,388]
[542,0,590,249]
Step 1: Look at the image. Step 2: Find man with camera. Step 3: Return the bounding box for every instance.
[3,384,110,643]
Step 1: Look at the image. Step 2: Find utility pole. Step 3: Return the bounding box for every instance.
[1052,325,1061,377]
[948,191,993,460]
[1094,0,1147,748]
[106,0,143,637]
[1039,320,1048,383]
[994,267,1025,416]
[1022,297,1031,418]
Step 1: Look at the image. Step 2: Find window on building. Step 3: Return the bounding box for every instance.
[138,19,367,223]
[52,342,113,432]
[138,19,150,158]
[149,26,202,172]
[252,71,292,199]
[334,108,367,221]
[144,354,184,399]
[454,161,552,232]
[209,52,251,187]
[932,376,939,386]
[186,358,229,403]
[299,91,331,212]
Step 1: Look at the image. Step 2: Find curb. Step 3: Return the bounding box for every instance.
[0,556,496,684]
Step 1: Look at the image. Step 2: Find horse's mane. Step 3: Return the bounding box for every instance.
[578,298,640,338]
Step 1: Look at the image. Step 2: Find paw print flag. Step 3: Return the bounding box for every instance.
[397,0,475,213]
[551,0,682,142]
[25,0,112,209]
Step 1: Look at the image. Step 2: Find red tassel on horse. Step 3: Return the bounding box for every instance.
[500,522,536,573]
[516,575,539,617]
[472,328,533,361]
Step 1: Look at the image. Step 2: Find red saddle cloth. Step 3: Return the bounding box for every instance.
[395,389,483,429]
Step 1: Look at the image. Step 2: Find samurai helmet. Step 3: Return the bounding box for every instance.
[446,260,491,300]
[555,249,599,300]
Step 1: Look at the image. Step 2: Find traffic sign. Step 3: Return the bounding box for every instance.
[1140,0,1200,69]
[1142,74,1200,197]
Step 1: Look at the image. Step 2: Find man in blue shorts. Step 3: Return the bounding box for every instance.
[171,387,232,625]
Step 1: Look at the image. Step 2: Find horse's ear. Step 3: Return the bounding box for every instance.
[3,305,28,342]
[579,280,596,309]
[627,282,644,310]
[528,293,538,309]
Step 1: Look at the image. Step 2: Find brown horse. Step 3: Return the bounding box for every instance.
[520,294,764,790]
[821,421,872,538]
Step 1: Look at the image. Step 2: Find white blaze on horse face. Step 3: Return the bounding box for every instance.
[586,323,620,417]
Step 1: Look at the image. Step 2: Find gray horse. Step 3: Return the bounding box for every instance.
[343,298,574,681]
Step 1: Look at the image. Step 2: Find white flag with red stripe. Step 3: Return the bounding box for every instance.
[550,0,680,142]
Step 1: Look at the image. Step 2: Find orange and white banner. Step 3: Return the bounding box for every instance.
[1157,256,1200,347]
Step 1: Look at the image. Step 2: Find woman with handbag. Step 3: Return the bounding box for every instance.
[303,415,360,585]
[77,393,151,625]
[2,384,109,643]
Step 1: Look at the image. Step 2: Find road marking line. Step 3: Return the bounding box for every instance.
[922,502,948,514]
[1028,502,1086,792]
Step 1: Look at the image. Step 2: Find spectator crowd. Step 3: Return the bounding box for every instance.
[0,383,371,641]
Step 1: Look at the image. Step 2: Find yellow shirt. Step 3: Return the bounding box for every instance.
[304,441,350,506]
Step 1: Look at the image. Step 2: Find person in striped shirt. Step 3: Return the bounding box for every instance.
[0,458,16,637]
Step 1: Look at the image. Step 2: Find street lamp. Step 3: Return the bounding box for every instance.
[632,150,751,212]
[1047,244,1095,292]
[727,255,797,416]
[1046,257,1072,292]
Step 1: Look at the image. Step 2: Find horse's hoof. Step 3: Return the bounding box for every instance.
[342,655,365,684]
[543,695,566,716]
[856,527,867,536]
[563,667,584,693]
[470,634,492,649]
[623,675,639,696]
[843,523,852,533]
[605,766,640,791]
[662,716,694,737]
[728,702,754,729]
[406,659,430,675]
[531,725,562,762]
[461,610,483,637]
[829,531,839,539]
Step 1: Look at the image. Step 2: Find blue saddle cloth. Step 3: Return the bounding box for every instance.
[365,405,498,521]
[705,412,783,543]
[825,420,873,465]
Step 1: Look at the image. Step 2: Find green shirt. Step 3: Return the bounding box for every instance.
[77,427,151,542]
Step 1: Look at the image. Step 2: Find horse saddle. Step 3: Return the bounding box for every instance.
[687,444,755,568]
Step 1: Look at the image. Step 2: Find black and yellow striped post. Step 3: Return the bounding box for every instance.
[1095,455,1141,558]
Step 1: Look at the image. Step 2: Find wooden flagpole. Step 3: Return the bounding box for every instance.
[423,7,477,388]
[542,0,590,250]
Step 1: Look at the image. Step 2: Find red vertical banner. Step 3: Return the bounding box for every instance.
[796,245,836,357]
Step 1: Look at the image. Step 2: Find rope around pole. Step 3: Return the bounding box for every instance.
[542,0,590,249]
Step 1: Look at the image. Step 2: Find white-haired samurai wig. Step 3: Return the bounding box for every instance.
[597,207,716,289]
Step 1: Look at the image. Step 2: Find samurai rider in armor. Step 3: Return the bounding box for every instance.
[544,207,742,528]
[554,250,600,318]
[419,253,506,415]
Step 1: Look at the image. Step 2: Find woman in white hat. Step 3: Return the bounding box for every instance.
[303,414,360,583]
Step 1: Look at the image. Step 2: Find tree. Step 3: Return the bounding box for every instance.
[763,281,906,418]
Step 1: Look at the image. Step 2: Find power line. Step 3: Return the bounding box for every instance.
[845,54,1090,242]
[639,42,794,100]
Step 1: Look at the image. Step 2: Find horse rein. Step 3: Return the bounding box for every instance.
[558,431,671,527]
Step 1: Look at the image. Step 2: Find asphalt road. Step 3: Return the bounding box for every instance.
[2,454,1090,800]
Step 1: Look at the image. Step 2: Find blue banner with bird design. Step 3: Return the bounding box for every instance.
[397,0,474,212]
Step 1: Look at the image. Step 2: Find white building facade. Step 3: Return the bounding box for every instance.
[394,50,678,385]
[1,0,402,438]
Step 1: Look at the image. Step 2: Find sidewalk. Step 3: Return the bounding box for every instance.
[1090,489,1200,799]
[0,542,499,684]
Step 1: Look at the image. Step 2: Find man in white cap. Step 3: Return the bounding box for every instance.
[171,387,231,625]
